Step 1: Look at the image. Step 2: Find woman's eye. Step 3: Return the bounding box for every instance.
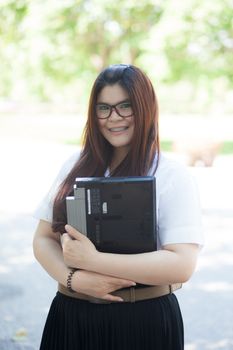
[98,104,110,111]
[119,102,131,109]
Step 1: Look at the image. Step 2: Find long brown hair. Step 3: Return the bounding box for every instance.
[52,64,160,233]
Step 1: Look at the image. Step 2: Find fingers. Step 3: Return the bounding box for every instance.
[65,224,84,240]
[103,280,136,302]
[61,233,72,247]
[115,279,136,290]
[103,294,124,302]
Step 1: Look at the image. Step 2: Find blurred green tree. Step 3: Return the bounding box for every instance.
[0,0,232,103]
[40,0,164,92]
[0,0,28,96]
[164,0,233,86]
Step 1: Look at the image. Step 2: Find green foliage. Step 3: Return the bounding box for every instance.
[0,0,28,42]
[164,0,233,85]
[0,0,28,96]
[0,0,166,100]
[40,0,164,88]
[0,0,232,102]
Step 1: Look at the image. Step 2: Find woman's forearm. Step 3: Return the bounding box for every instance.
[33,236,69,286]
[33,222,138,301]
[62,226,199,286]
[33,229,69,287]
[85,244,199,286]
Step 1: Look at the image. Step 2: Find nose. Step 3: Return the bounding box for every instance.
[108,106,121,120]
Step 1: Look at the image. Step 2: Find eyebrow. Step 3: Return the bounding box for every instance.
[96,99,130,106]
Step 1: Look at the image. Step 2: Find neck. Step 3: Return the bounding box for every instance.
[110,147,129,173]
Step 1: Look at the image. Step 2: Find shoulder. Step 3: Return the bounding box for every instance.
[154,153,200,202]
[157,153,188,174]
[155,153,192,190]
[155,154,203,248]
[32,150,81,222]
[56,150,81,181]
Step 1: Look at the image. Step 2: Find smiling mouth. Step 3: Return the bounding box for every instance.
[109,127,129,132]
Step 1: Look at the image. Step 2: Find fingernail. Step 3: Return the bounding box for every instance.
[131,282,136,286]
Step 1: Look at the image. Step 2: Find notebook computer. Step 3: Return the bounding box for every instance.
[66,176,157,254]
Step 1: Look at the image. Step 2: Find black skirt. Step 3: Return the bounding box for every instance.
[40,292,184,350]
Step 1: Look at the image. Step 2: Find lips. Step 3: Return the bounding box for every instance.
[108,126,129,132]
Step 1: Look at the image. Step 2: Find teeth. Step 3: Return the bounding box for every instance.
[109,127,127,132]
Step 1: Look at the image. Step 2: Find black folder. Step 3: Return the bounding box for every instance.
[66,176,157,254]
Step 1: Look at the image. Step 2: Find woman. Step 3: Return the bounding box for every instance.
[33,64,203,349]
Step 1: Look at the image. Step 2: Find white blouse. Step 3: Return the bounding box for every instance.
[33,152,204,249]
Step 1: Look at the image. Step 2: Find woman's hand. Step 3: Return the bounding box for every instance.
[72,270,136,302]
[61,224,98,269]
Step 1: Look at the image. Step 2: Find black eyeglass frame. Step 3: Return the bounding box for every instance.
[95,100,134,119]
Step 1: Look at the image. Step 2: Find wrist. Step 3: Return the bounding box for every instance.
[67,268,78,293]
[84,249,100,272]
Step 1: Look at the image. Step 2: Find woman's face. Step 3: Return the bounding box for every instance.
[96,83,135,157]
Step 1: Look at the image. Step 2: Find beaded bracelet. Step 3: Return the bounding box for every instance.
[67,268,77,293]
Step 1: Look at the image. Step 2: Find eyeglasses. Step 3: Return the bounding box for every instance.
[96,100,133,119]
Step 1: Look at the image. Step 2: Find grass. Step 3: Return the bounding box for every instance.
[64,139,233,155]
[160,140,173,152]
[220,141,233,154]
[160,140,233,155]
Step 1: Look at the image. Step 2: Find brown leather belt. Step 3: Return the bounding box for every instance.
[58,283,182,304]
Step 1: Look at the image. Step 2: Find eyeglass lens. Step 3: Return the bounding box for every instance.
[96,101,133,119]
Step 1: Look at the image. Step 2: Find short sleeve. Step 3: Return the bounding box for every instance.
[157,158,204,248]
[33,152,80,223]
